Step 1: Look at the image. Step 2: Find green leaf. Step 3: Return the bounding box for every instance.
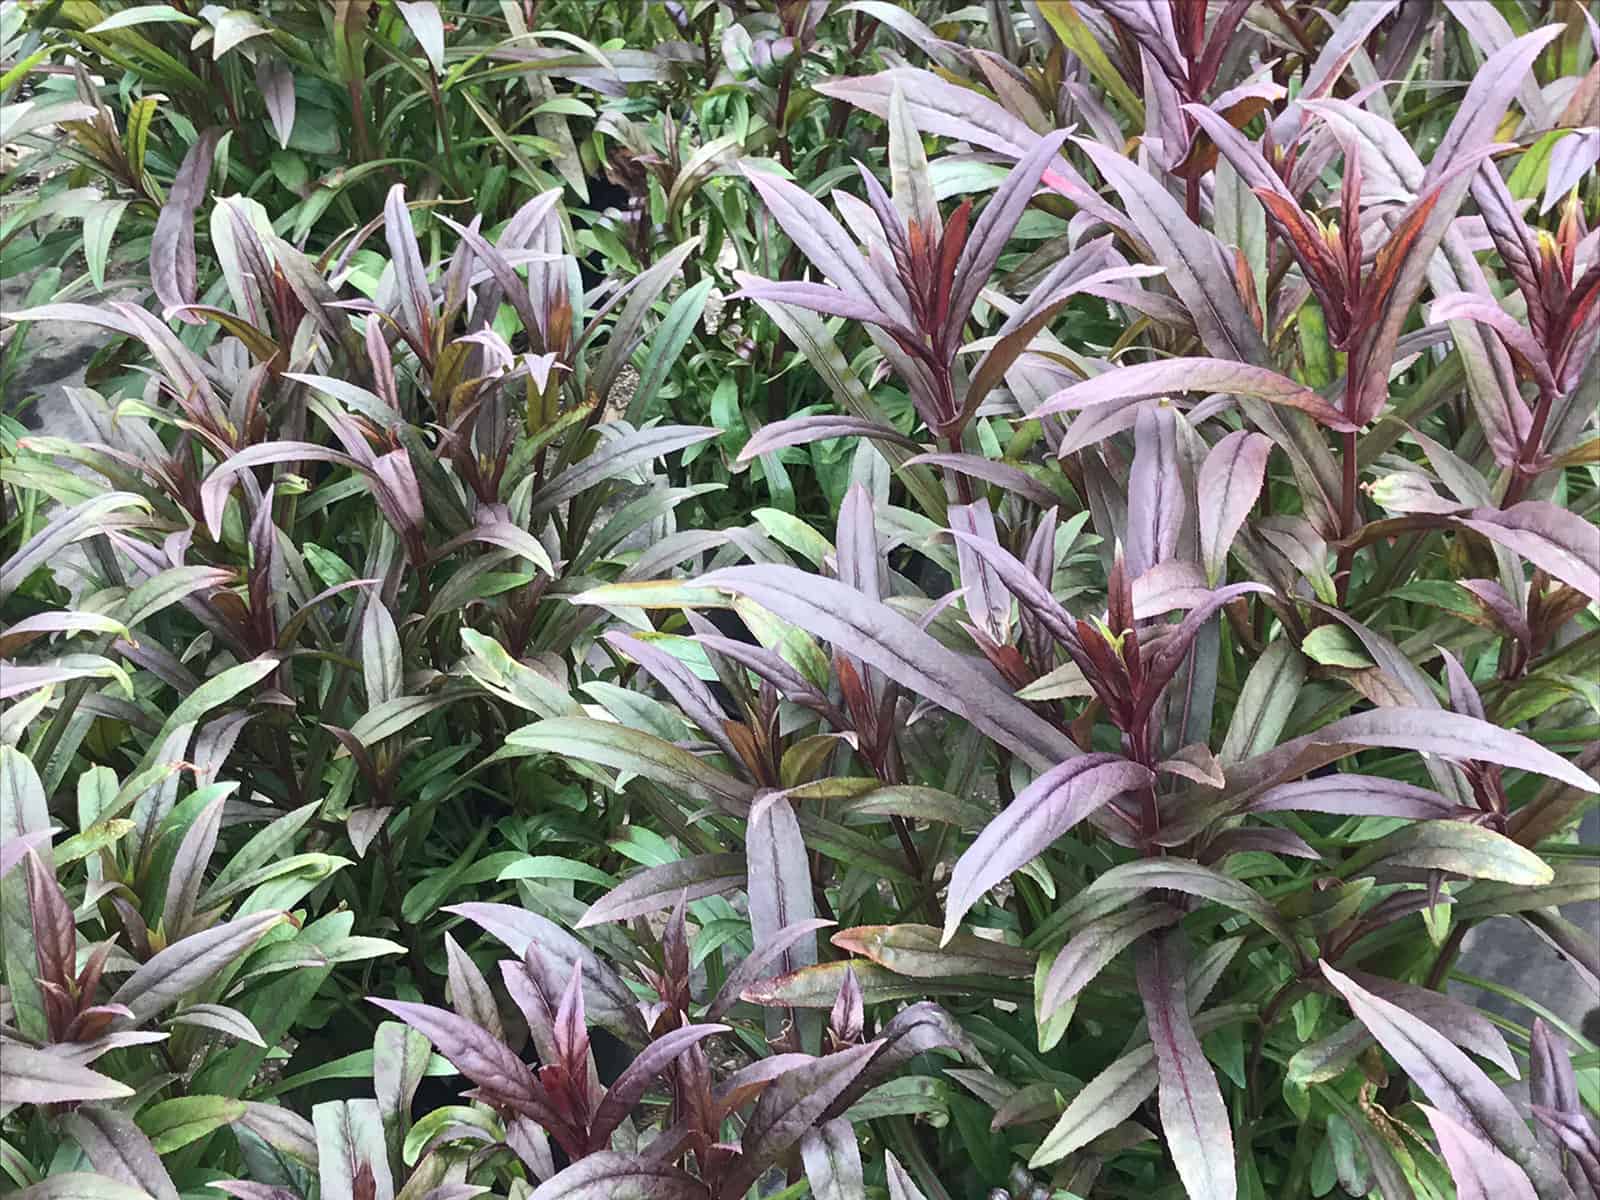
[136,1096,245,1154]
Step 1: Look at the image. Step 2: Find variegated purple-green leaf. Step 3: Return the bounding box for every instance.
[1423,1105,1538,1200]
[942,755,1153,942]
[0,1045,135,1107]
[699,566,1079,771]
[1320,964,1569,1199]
[367,999,543,1112]
[1457,504,1600,604]
[801,1118,864,1200]
[110,910,287,1023]
[736,412,918,464]
[152,129,221,321]
[1125,404,1186,579]
[725,1042,885,1196]
[577,855,745,927]
[1039,900,1180,1020]
[1197,430,1271,584]
[10,1174,152,1200]
[707,918,837,1021]
[1035,357,1353,429]
[313,1100,393,1200]
[748,792,818,977]
[527,1153,709,1200]
[63,1107,179,1200]
[1137,931,1236,1200]
[1087,857,1296,951]
[586,1023,726,1149]
[254,58,295,149]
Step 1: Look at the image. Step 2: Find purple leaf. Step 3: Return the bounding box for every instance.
[737,413,918,463]
[0,1045,135,1106]
[725,1043,885,1197]
[1320,963,1568,1199]
[529,425,717,518]
[1424,25,1565,188]
[742,170,914,329]
[707,918,837,1021]
[1125,404,1186,579]
[949,499,1010,640]
[1197,431,1272,584]
[10,1174,152,1200]
[1086,858,1296,951]
[1252,776,1459,819]
[801,1118,864,1200]
[446,901,648,1046]
[1530,1019,1582,1170]
[63,1107,179,1200]
[732,276,908,333]
[0,828,54,881]
[945,129,1073,345]
[367,999,547,1115]
[903,453,1063,510]
[1034,357,1355,430]
[109,910,287,1023]
[748,793,818,977]
[1039,900,1181,1019]
[1458,503,1600,604]
[443,933,504,1041]
[1136,931,1236,1200]
[586,1023,726,1149]
[201,443,364,541]
[152,130,221,321]
[1422,1105,1538,1200]
[162,797,224,940]
[942,755,1153,942]
[577,855,745,927]
[604,631,738,762]
[699,566,1079,772]
[1430,293,1556,396]
[384,185,433,347]
[527,1153,709,1200]
[254,58,295,149]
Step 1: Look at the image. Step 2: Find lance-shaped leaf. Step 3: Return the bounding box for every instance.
[505,717,755,814]
[1320,964,1569,1200]
[1458,504,1600,604]
[367,1000,546,1114]
[699,566,1079,772]
[1290,972,1516,1084]
[1530,1020,1581,1165]
[1341,820,1554,886]
[153,129,221,320]
[738,413,918,464]
[528,425,717,518]
[707,918,837,1020]
[1197,431,1272,584]
[577,855,745,927]
[801,1119,864,1200]
[1034,358,1354,430]
[1125,404,1186,579]
[1422,1105,1538,1200]
[943,755,1153,942]
[1252,775,1458,819]
[832,924,1034,979]
[743,170,914,329]
[10,1175,154,1200]
[725,1043,885,1196]
[586,1023,727,1149]
[527,1154,709,1200]
[1137,932,1236,1200]
[110,910,287,1023]
[1085,859,1296,951]
[0,1045,135,1107]
[748,792,819,977]
[447,902,647,1045]
[1039,900,1181,1020]
[945,128,1072,344]
[63,1107,178,1200]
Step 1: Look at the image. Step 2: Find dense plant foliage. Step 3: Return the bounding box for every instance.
[3,2,1598,1199]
